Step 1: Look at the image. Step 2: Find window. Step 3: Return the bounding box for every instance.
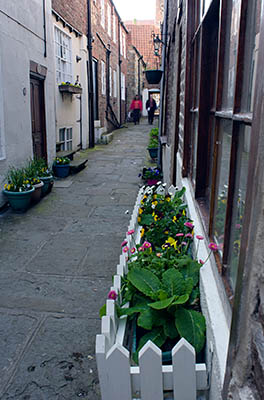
[101,60,106,95]
[113,14,116,43]
[0,65,5,160]
[184,0,260,292]
[109,66,112,97]
[113,69,117,98]
[59,127,73,150]
[121,72,125,100]
[54,26,72,84]
[101,0,105,28]
[107,3,111,36]
[123,33,126,58]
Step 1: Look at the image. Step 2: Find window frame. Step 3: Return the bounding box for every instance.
[59,127,73,151]
[54,25,73,84]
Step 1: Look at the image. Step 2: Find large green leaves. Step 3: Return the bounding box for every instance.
[149,296,175,310]
[175,307,206,353]
[127,268,161,300]
[133,327,166,363]
[162,269,194,297]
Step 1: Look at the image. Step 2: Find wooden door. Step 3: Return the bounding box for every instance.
[30,77,47,160]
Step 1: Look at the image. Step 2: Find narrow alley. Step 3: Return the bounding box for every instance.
[0,120,151,399]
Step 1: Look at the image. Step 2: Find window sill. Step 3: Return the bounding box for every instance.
[58,85,82,94]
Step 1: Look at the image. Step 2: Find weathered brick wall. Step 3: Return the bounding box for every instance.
[127,45,146,110]
[52,0,87,34]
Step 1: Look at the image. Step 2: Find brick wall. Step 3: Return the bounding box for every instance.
[52,0,87,34]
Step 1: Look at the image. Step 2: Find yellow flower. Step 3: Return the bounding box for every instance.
[138,208,143,214]
[164,230,169,234]
[4,183,7,189]
[138,216,141,222]
[154,215,158,221]
[143,195,147,199]
[221,199,227,204]
[173,216,177,223]
[152,201,158,206]
[152,212,155,216]
[165,196,171,202]
[7,184,11,190]
[140,228,145,238]
[182,210,186,216]
[153,194,157,199]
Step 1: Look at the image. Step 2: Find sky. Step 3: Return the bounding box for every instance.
[113,0,156,21]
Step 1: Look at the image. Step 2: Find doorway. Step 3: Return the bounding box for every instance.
[30,76,47,160]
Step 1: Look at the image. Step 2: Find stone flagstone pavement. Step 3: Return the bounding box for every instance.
[0,119,153,400]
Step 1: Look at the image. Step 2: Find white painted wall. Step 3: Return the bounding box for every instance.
[53,17,89,151]
[0,0,56,206]
[142,88,149,117]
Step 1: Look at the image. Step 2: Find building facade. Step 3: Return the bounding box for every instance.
[160,0,264,398]
[52,0,90,150]
[0,0,56,207]
[91,0,128,137]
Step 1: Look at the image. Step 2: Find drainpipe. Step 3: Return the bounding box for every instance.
[87,0,95,148]
[138,55,143,97]
[106,45,111,118]
[158,0,169,170]
[118,19,122,125]
[77,95,82,148]
[42,0,47,57]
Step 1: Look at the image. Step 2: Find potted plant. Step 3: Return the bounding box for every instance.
[53,156,70,178]
[145,69,163,85]
[148,136,159,160]
[32,158,54,196]
[140,167,163,185]
[58,81,83,95]
[24,160,44,203]
[3,166,35,211]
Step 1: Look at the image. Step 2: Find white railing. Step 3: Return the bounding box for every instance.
[96,184,208,400]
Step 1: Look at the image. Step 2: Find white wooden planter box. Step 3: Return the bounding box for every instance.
[96,185,209,400]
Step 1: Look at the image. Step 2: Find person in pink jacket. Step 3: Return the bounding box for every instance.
[130,95,143,125]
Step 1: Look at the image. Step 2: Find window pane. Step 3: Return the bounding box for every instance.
[191,115,199,184]
[222,0,241,109]
[228,125,250,288]
[241,0,261,112]
[214,120,232,250]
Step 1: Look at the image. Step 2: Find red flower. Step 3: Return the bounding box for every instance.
[199,259,205,265]
[209,242,218,251]
[143,241,151,248]
[121,240,128,247]
[130,247,136,254]
[176,233,184,237]
[196,235,204,240]
[123,246,129,253]
[185,233,193,238]
[108,290,117,300]
[127,229,135,235]
[184,222,194,229]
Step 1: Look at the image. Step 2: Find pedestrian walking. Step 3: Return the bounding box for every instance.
[130,95,143,125]
[146,94,157,124]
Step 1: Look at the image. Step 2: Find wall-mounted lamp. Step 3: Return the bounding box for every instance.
[76,55,82,62]
[152,33,164,57]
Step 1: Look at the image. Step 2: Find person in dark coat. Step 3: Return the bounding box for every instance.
[130,95,143,125]
[146,95,157,124]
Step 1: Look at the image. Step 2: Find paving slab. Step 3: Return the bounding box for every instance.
[0,119,153,399]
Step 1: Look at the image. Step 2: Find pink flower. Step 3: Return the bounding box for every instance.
[138,246,144,252]
[185,233,193,238]
[130,247,136,254]
[143,241,152,248]
[108,290,117,300]
[182,241,187,246]
[176,233,184,237]
[199,259,205,265]
[209,242,218,251]
[127,229,135,235]
[184,222,194,229]
[121,240,128,247]
[196,235,204,240]
[123,246,129,253]
[235,224,241,229]
[156,253,162,257]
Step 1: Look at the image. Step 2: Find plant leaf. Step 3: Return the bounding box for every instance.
[137,307,160,330]
[141,214,154,226]
[127,268,161,300]
[133,327,166,364]
[99,304,106,318]
[162,269,186,297]
[164,318,179,339]
[175,308,206,354]
[149,296,175,310]
[172,294,189,305]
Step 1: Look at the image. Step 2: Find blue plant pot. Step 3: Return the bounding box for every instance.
[148,147,158,160]
[53,164,70,178]
[3,188,35,212]
[39,176,54,196]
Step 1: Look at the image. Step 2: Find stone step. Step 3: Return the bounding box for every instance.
[56,150,76,161]
[70,159,88,173]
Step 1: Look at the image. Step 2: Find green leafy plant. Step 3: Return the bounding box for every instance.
[53,156,70,165]
[4,166,33,192]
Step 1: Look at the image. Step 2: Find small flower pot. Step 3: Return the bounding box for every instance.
[147,179,159,186]
[31,181,44,203]
[53,164,70,178]
[39,176,54,196]
[145,70,163,84]
[3,188,35,212]
[148,147,158,160]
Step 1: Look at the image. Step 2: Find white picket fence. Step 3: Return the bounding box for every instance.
[96,184,208,400]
